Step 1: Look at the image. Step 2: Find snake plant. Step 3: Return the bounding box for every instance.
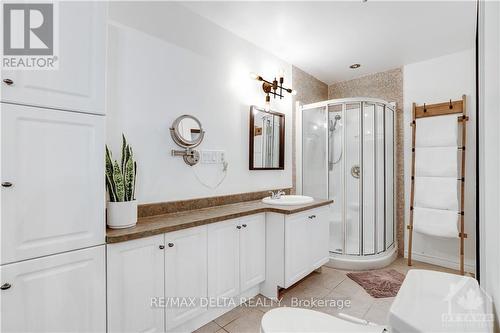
[105,134,137,202]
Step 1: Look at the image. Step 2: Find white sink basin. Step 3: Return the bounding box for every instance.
[262,195,314,206]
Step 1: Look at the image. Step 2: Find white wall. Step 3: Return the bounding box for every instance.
[403,49,476,272]
[479,0,500,324]
[106,2,292,204]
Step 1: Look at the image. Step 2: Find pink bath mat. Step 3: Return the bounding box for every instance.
[347,269,405,298]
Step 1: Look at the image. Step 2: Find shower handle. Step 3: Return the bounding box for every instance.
[351,165,360,179]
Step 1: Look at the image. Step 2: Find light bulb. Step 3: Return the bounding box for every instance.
[264,102,270,112]
[291,89,297,96]
[278,68,285,78]
[249,72,259,80]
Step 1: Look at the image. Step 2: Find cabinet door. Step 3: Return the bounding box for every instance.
[107,235,165,333]
[284,212,311,287]
[1,104,105,264]
[239,214,266,292]
[1,2,106,114]
[208,219,240,300]
[165,226,207,331]
[0,246,106,332]
[309,208,330,269]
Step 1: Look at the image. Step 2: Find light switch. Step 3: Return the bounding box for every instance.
[200,150,225,164]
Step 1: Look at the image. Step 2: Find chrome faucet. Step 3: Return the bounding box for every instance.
[269,190,286,200]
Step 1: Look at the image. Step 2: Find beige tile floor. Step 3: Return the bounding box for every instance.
[194,257,461,333]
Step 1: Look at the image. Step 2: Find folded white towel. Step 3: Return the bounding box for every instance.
[414,177,458,211]
[416,115,458,147]
[415,147,458,177]
[413,207,459,238]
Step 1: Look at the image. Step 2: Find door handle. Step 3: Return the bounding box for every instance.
[1,182,13,188]
[1,283,12,290]
[2,79,14,85]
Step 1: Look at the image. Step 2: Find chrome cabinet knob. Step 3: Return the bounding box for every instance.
[168,243,174,248]
[159,245,165,250]
[1,182,13,188]
[1,283,12,290]
[236,225,241,229]
[3,79,14,85]
[242,224,247,228]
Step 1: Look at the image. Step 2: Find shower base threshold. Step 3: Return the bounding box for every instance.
[326,245,398,271]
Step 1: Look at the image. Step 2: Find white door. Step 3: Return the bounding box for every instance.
[239,214,266,292]
[107,235,165,333]
[0,246,106,332]
[309,208,330,269]
[284,212,311,287]
[208,219,240,300]
[1,104,105,264]
[1,2,106,114]
[165,226,207,331]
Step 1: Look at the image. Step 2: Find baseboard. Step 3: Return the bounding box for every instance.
[171,285,261,332]
[404,251,476,273]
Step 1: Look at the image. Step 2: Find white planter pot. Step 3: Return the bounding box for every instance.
[107,200,137,229]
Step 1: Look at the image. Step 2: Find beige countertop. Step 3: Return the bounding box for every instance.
[106,198,333,244]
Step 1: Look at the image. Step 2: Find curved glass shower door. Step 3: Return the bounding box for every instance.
[301,98,395,257]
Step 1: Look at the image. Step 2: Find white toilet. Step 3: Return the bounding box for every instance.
[261,307,384,332]
[261,270,492,333]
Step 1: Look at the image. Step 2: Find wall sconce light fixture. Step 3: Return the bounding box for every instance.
[250,70,297,111]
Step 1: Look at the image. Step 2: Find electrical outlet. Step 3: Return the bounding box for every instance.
[200,150,225,164]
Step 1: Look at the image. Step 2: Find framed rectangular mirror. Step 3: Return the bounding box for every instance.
[249,105,285,170]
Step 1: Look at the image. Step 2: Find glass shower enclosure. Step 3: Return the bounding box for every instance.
[300,98,395,259]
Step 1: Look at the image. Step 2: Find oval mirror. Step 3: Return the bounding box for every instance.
[170,115,205,148]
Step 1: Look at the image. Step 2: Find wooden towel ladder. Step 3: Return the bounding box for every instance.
[407,95,468,275]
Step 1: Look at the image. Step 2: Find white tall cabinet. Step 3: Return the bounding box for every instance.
[1,2,106,114]
[0,247,106,333]
[1,104,105,264]
[0,2,107,332]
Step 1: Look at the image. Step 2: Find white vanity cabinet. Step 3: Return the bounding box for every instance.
[207,218,240,300]
[262,206,330,299]
[165,226,208,331]
[284,208,329,287]
[239,214,266,291]
[208,214,266,302]
[107,235,165,333]
[107,226,209,333]
[0,246,106,333]
[1,2,107,114]
[0,103,105,265]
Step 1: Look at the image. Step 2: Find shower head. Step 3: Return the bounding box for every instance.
[330,114,342,131]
